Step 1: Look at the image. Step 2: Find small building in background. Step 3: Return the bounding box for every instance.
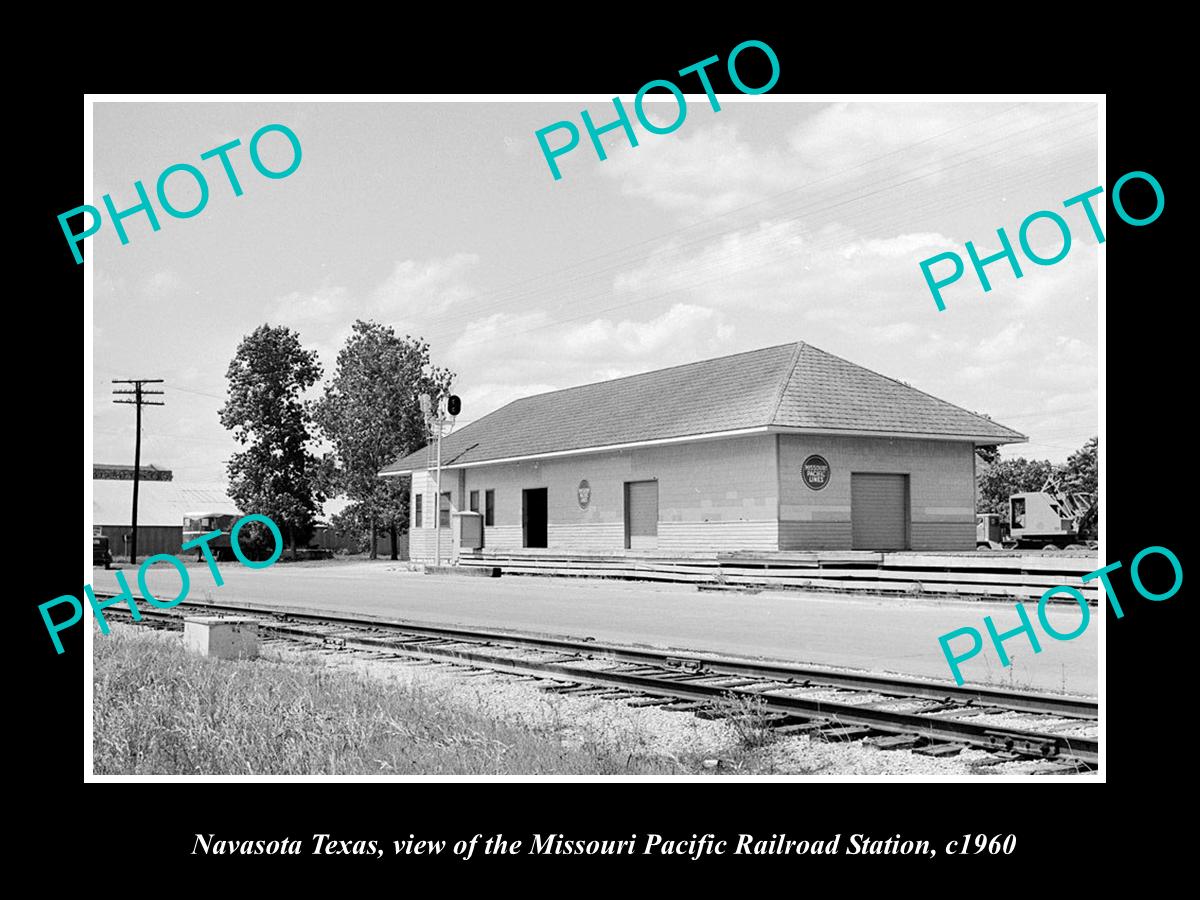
[91,468,408,561]
[92,476,237,559]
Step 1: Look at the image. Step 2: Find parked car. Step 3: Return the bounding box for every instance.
[93,534,112,569]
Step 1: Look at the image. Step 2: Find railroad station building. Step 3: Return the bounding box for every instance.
[380,342,1025,561]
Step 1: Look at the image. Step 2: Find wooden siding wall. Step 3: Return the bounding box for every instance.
[406,434,778,561]
[777,434,976,551]
[409,470,461,562]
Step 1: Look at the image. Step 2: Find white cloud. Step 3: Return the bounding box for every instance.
[443,303,734,420]
[600,121,795,220]
[265,254,485,377]
[600,102,1095,229]
[271,285,352,328]
[852,233,958,260]
[269,254,482,334]
[559,303,732,359]
[611,218,956,320]
[575,211,1096,461]
[866,322,922,344]
[975,322,1026,362]
[785,103,981,178]
[371,253,480,318]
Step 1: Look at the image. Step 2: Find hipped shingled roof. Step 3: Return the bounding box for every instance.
[380,342,1025,475]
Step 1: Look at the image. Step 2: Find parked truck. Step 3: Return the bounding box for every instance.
[975,513,1010,550]
[976,478,1097,551]
[182,511,239,561]
[1010,484,1096,550]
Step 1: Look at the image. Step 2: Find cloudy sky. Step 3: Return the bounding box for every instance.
[91,99,1100,486]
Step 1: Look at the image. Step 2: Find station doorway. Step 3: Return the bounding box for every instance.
[522,488,548,548]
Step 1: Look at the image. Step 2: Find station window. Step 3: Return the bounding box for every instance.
[485,489,495,526]
[440,492,452,529]
[469,490,479,513]
[414,495,423,528]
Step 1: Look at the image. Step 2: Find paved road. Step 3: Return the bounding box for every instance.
[93,560,1098,696]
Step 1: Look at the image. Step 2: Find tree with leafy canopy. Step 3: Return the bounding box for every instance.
[975,445,1001,465]
[220,324,328,559]
[977,456,1057,523]
[314,321,453,560]
[1060,436,1098,537]
[329,502,374,554]
[1060,436,1098,497]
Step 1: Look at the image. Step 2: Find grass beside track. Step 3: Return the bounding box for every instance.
[93,626,702,776]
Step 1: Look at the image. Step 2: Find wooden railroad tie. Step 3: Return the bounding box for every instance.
[913,742,968,758]
[866,734,924,751]
[817,724,882,742]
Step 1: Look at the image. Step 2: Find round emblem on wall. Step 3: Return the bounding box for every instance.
[577,479,591,508]
[802,455,831,491]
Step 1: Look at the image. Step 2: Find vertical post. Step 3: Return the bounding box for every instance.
[435,413,443,566]
[131,383,142,565]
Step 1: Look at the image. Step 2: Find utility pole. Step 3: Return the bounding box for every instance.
[113,379,164,566]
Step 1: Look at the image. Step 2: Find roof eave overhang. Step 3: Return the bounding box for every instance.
[378,426,770,475]
[378,466,417,478]
[769,425,1027,445]
[379,424,1026,475]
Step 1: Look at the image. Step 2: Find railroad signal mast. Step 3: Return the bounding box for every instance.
[420,392,461,566]
[112,378,164,566]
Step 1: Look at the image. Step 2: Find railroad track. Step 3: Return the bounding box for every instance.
[95,595,1099,770]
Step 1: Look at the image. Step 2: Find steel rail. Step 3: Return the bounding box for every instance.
[255,622,1097,765]
[114,594,1096,719]
[95,596,1098,765]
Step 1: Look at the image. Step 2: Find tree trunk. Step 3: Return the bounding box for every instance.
[390,522,398,561]
[288,526,297,561]
[369,517,378,560]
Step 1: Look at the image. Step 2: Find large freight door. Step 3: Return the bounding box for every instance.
[624,480,659,550]
[851,473,909,550]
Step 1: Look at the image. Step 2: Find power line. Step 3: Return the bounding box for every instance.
[167,383,224,401]
[410,106,1097,340]
[428,105,1087,319]
[417,127,1096,353]
[441,145,1097,353]
[985,405,1096,421]
[430,104,1033,307]
[95,365,225,401]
